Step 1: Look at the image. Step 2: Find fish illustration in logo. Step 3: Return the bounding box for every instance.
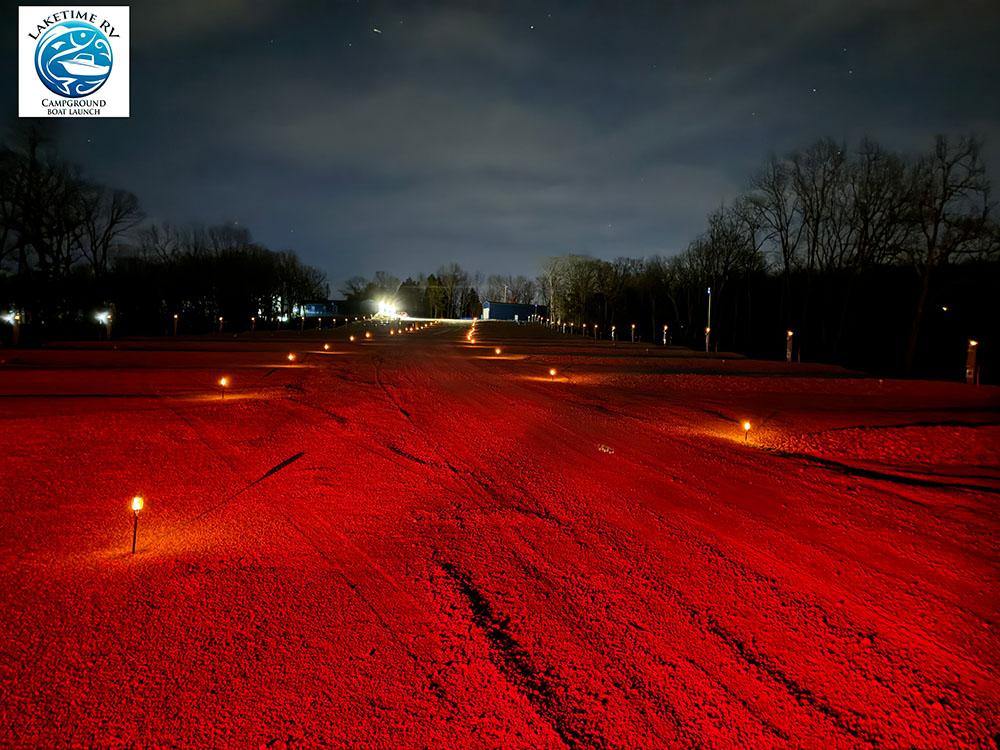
[35,20,113,97]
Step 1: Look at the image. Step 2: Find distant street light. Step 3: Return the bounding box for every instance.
[631,323,636,343]
[662,324,668,346]
[323,343,330,351]
[217,316,224,333]
[95,310,112,340]
[349,335,356,342]
[287,353,297,362]
[786,330,794,363]
[495,347,502,355]
[742,420,752,442]
[250,316,256,332]
[364,331,372,339]
[2,311,21,346]
[549,368,557,378]
[611,325,616,343]
[173,313,179,336]
[130,495,143,555]
[218,376,229,399]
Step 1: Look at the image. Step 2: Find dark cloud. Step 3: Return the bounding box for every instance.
[7,1,998,286]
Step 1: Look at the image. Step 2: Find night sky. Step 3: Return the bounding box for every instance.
[5,1,1000,288]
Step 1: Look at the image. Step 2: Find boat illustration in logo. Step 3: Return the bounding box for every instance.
[59,54,110,77]
[34,20,113,97]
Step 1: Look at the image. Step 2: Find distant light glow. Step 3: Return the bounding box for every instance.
[95,311,111,324]
[549,368,557,377]
[323,343,330,350]
[131,495,143,512]
[218,376,229,387]
[287,353,297,361]
[364,331,372,339]
[495,347,502,355]
[377,301,398,317]
[349,335,356,342]
[743,421,751,432]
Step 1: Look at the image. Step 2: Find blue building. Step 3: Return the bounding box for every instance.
[481,301,547,321]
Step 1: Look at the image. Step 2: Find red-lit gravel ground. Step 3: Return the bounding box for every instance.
[1,321,997,748]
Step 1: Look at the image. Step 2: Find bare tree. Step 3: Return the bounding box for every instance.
[79,184,143,277]
[903,135,993,371]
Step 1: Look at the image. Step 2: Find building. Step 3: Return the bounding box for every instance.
[481,301,548,321]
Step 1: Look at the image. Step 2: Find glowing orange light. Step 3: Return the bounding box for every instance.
[218,376,229,387]
[131,495,143,512]
[349,335,356,342]
[495,347,502,355]
[323,343,330,351]
[969,339,979,347]
[287,353,297,362]
[364,331,372,339]
[549,368,557,378]
[743,421,751,432]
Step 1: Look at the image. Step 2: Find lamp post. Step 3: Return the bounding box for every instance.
[218,376,229,400]
[173,313,179,336]
[250,316,256,332]
[631,323,636,343]
[966,340,979,385]
[705,286,712,353]
[549,368,557,379]
[217,316,224,333]
[742,421,751,443]
[131,495,143,555]
[662,324,668,346]
[611,325,616,343]
[786,330,794,363]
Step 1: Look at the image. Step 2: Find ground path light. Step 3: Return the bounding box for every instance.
[131,496,143,555]
[365,331,372,339]
[966,340,979,385]
[218,376,229,400]
[743,420,752,442]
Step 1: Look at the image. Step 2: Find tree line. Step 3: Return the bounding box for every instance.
[536,135,998,378]
[0,127,327,340]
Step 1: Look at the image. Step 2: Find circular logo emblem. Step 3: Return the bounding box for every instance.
[34,20,113,98]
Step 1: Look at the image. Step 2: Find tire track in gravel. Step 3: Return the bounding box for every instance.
[436,559,604,749]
